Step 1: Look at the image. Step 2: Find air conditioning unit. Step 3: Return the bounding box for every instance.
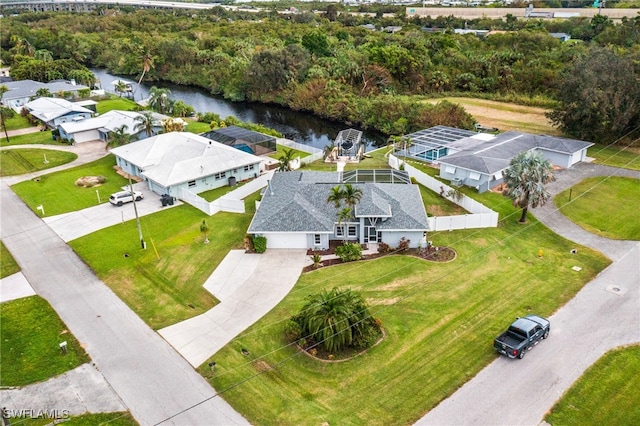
[451,178,463,187]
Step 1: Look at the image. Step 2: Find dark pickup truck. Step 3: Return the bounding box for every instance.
[494,315,550,359]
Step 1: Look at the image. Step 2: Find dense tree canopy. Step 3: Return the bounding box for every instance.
[1,8,639,140]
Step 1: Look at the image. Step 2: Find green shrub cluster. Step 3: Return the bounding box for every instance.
[252,235,267,253]
[335,242,362,262]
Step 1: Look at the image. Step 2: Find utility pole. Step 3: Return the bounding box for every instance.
[128,177,146,249]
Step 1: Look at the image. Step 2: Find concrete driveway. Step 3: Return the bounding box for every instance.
[159,248,308,367]
[43,182,181,242]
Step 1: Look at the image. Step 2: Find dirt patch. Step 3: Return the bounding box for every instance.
[75,175,106,187]
[426,97,561,136]
[253,360,272,373]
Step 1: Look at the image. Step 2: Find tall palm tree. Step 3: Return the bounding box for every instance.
[134,111,155,138]
[133,50,154,100]
[114,80,128,98]
[342,183,363,210]
[106,125,131,151]
[327,185,345,208]
[337,207,352,242]
[0,84,10,144]
[148,87,172,114]
[34,49,53,82]
[503,150,556,223]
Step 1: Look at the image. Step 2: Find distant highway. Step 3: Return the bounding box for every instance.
[407,6,640,20]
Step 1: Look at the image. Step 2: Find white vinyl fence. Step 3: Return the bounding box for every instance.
[389,154,498,231]
[277,138,324,166]
[177,170,275,216]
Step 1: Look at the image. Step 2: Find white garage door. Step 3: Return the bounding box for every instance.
[266,233,308,249]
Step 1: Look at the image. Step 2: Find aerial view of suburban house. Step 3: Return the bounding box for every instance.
[57,110,166,144]
[0,79,89,110]
[23,96,94,128]
[248,170,429,250]
[396,126,593,193]
[109,132,263,196]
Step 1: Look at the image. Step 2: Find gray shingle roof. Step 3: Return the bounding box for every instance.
[248,171,429,233]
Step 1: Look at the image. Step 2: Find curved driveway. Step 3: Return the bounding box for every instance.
[417,162,640,425]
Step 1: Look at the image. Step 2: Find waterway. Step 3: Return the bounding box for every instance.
[91,69,386,151]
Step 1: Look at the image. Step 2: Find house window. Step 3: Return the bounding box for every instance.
[348,225,357,237]
[314,234,321,245]
[468,172,481,180]
[244,164,255,172]
[188,180,196,187]
[445,166,456,174]
[336,226,345,237]
[214,172,226,180]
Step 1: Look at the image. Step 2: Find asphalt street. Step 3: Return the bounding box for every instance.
[0,181,248,425]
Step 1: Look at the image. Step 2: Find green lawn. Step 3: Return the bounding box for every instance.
[10,412,138,426]
[199,189,610,425]
[303,146,392,172]
[269,144,313,160]
[2,113,32,131]
[96,96,139,114]
[0,148,78,176]
[1,129,62,146]
[1,241,20,278]
[11,155,129,217]
[184,119,211,134]
[69,193,260,330]
[588,145,640,171]
[545,345,640,426]
[198,180,250,202]
[555,176,640,240]
[0,296,90,386]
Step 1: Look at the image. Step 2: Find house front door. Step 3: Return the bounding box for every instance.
[367,226,377,243]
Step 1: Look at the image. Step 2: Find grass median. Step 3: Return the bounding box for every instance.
[1,241,20,278]
[11,155,128,217]
[545,345,640,425]
[69,194,260,330]
[0,148,77,176]
[199,190,610,425]
[555,176,640,240]
[0,296,90,386]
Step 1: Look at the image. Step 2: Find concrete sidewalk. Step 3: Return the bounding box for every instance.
[159,249,307,367]
[0,272,36,303]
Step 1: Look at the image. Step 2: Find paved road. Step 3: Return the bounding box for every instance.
[0,181,248,425]
[417,162,640,425]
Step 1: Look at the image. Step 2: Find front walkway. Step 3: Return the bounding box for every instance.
[0,272,36,302]
[159,249,308,367]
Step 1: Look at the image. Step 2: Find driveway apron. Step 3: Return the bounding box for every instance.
[0,181,248,425]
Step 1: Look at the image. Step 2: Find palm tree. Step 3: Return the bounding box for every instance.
[278,148,295,172]
[134,111,155,138]
[503,151,556,223]
[0,84,10,144]
[327,185,344,208]
[34,49,53,82]
[342,183,363,210]
[337,207,352,242]
[106,125,131,151]
[133,50,154,100]
[34,88,53,99]
[148,86,172,114]
[200,219,210,244]
[114,80,128,98]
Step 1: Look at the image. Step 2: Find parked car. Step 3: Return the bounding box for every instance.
[109,190,144,206]
[494,315,550,359]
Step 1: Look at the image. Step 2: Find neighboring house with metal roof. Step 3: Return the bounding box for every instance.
[437,131,593,192]
[57,110,166,144]
[24,97,93,128]
[247,170,429,250]
[0,79,89,111]
[110,132,264,196]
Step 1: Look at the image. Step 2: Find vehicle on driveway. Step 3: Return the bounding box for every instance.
[494,315,550,359]
[109,190,144,206]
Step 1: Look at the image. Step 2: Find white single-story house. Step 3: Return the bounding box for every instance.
[396,126,594,193]
[57,110,166,144]
[0,79,89,111]
[110,132,264,196]
[24,97,94,128]
[248,170,429,250]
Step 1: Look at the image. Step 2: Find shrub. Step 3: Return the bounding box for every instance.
[284,319,302,343]
[335,243,362,262]
[378,242,391,254]
[310,252,322,268]
[253,235,267,253]
[397,237,410,253]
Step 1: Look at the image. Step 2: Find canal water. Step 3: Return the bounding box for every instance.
[91,69,386,151]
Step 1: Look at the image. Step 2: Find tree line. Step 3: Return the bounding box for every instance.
[1,7,639,143]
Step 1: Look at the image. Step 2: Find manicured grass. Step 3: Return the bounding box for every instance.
[555,176,640,240]
[2,113,32,131]
[200,191,610,425]
[303,146,392,172]
[0,296,90,386]
[268,144,313,160]
[1,129,62,146]
[418,183,466,216]
[545,345,640,426]
[198,180,250,202]
[588,145,640,171]
[11,412,138,426]
[69,194,260,329]
[1,241,20,278]
[0,148,78,176]
[184,119,211,134]
[96,96,138,114]
[11,155,129,217]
